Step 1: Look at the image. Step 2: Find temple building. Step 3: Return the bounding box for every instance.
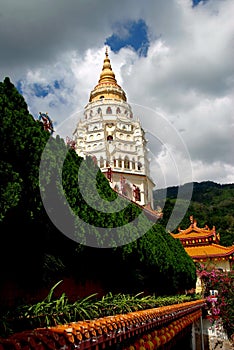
[171,216,234,294]
[171,216,234,271]
[73,49,155,209]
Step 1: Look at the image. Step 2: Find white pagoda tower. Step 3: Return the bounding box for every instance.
[73,49,155,209]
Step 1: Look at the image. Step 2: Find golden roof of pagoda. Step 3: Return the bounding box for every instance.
[171,216,217,240]
[185,244,234,259]
[89,48,127,102]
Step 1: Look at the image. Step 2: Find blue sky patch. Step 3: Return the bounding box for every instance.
[53,80,61,89]
[16,80,63,98]
[16,80,23,95]
[105,19,149,57]
[192,0,209,7]
[33,83,52,98]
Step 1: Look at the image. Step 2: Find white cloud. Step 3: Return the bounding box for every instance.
[0,0,233,187]
[192,161,234,185]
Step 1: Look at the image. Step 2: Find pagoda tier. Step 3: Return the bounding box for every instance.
[185,244,234,263]
[73,48,156,209]
[170,216,220,247]
[171,216,234,268]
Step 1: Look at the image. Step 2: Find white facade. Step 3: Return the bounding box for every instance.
[73,50,155,208]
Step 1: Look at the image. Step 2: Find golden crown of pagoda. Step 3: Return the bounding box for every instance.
[89,48,127,103]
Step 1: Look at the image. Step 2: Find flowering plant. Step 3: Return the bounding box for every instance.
[196,264,234,343]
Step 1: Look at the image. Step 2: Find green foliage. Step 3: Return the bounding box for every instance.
[154,181,234,246]
[0,281,201,338]
[134,224,196,294]
[0,161,22,221]
[0,77,196,307]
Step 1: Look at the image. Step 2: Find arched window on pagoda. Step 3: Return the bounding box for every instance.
[124,156,130,169]
[107,135,113,142]
[132,158,136,170]
[133,186,141,202]
[92,156,97,165]
[116,107,121,114]
[113,158,116,167]
[97,107,102,114]
[107,167,112,181]
[100,157,104,168]
[118,157,122,168]
[138,162,142,170]
[106,107,112,114]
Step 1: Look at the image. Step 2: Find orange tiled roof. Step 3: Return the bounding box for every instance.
[185,243,234,259]
[0,300,205,350]
[171,229,214,240]
[171,217,219,242]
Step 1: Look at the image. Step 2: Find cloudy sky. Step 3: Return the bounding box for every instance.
[0,0,233,189]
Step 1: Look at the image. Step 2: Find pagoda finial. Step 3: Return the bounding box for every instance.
[88,48,127,102]
[98,48,117,85]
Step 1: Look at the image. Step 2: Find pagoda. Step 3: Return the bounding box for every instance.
[171,216,234,271]
[73,48,156,209]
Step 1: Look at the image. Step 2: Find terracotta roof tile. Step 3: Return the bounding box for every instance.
[185,244,234,258]
[171,230,214,240]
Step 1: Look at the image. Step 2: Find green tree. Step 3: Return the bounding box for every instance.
[155,182,234,246]
[0,77,197,307]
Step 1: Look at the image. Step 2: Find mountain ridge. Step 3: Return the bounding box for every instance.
[153,180,234,246]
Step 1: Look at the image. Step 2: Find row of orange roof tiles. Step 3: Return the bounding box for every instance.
[0,300,205,350]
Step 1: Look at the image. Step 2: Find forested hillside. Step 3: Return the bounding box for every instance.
[0,77,196,308]
[154,181,234,246]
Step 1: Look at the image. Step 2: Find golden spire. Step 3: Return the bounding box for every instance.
[98,47,117,85]
[89,48,127,102]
